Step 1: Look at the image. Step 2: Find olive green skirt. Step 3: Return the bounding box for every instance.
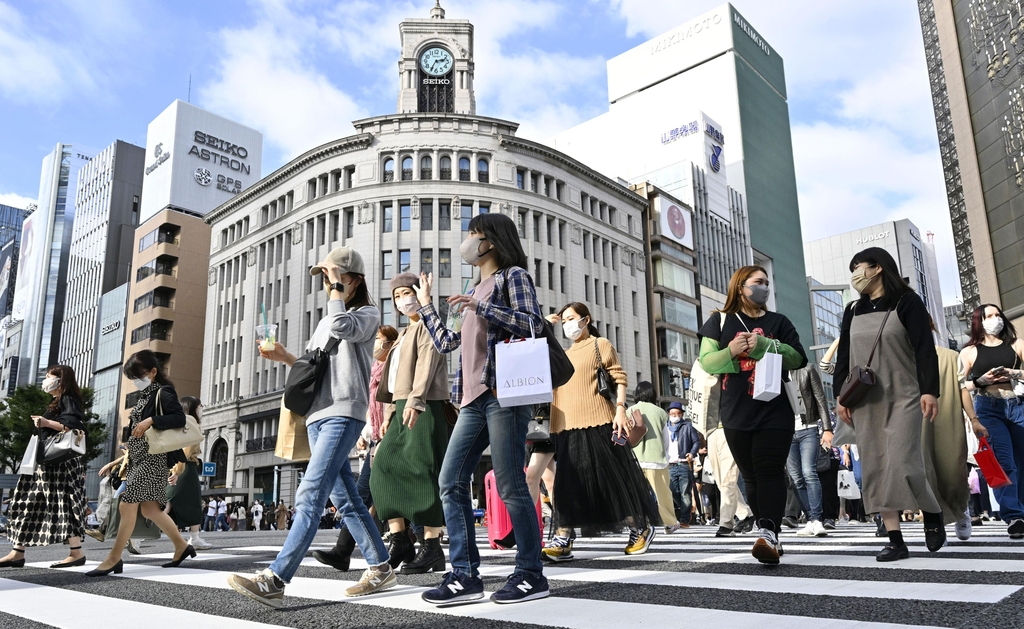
[370,399,449,527]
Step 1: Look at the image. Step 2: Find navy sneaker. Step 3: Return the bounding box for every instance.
[421,571,485,605]
[489,572,550,604]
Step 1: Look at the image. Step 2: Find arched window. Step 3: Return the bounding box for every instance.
[440,156,452,180]
[421,155,432,180]
[211,438,228,488]
[401,156,413,181]
[459,157,471,181]
[383,158,395,183]
[477,158,489,183]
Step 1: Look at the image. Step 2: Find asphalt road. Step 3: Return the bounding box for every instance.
[0,521,1022,628]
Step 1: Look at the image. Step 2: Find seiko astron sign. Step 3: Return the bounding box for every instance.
[139,100,264,223]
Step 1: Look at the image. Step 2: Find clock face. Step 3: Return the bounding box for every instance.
[420,47,454,77]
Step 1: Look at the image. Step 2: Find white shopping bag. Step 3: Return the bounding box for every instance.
[965,417,980,466]
[753,348,782,402]
[18,435,39,475]
[837,469,861,500]
[495,336,553,408]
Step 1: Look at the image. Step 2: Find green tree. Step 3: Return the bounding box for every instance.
[0,385,108,473]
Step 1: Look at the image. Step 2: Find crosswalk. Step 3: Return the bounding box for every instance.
[1,522,1022,628]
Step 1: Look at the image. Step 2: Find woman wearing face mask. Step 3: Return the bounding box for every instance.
[415,213,549,605]
[88,350,195,576]
[313,325,398,572]
[543,302,660,561]
[1,366,89,569]
[229,247,395,607]
[959,304,1024,539]
[835,247,943,561]
[370,272,451,574]
[165,396,212,551]
[697,266,808,565]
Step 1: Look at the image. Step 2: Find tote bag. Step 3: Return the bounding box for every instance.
[686,313,727,436]
[496,332,554,408]
[145,387,203,455]
[275,399,311,461]
[17,435,39,475]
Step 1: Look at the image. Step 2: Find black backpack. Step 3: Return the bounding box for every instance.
[283,336,340,416]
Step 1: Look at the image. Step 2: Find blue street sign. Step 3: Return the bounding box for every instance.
[202,462,216,477]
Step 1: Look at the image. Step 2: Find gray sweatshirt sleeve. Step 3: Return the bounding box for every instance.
[327,299,378,343]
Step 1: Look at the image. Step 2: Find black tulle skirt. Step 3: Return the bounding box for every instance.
[552,423,661,529]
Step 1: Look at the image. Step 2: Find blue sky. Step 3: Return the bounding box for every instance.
[0,0,961,304]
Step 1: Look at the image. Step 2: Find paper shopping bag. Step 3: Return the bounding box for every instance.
[17,435,38,475]
[976,436,1011,488]
[753,351,782,401]
[837,469,861,499]
[275,400,311,461]
[495,336,553,408]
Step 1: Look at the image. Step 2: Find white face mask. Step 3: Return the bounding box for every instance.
[669,414,683,424]
[562,319,584,340]
[396,296,420,316]
[131,377,152,391]
[42,376,59,394]
[983,317,1005,336]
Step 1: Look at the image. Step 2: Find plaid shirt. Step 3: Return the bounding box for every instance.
[420,266,544,406]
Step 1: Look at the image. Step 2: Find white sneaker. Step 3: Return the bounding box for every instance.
[811,520,828,537]
[955,510,972,541]
[190,537,213,551]
[796,522,816,537]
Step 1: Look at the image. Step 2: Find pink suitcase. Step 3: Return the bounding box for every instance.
[484,469,543,549]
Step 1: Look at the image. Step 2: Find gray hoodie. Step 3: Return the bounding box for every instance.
[304,299,380,426]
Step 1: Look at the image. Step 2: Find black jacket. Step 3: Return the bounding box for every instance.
[40,395,86,440]
[790,365,832,430]
[138,385,188,466]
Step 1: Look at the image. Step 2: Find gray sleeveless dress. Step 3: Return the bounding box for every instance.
[850,308,941,514]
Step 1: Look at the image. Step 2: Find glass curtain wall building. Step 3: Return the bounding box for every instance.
[807,279,846,404]
[87,283,129,498]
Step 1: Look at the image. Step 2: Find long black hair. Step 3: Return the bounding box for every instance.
[467,213,528,270]
[848,247,913,300]
[557,301,601,337]
[634,381,657,404]
[123,349,174,387]
[179,396,202,421]
[45,364,84,414]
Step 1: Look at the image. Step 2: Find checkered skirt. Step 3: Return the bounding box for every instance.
[6,456,86,546]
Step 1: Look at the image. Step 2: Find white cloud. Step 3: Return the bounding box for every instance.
[0,192,35,210]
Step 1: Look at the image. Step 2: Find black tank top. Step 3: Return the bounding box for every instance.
[971,342,1019,380]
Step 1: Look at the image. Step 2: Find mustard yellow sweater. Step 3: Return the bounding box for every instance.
[550,336,628,433]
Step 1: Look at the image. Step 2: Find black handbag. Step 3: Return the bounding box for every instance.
[283,336,340,415]
[837,306,893,409]
[501,270,574,389]
[594,338,614,401]
[816,446,832,473]
[40,427,86,465]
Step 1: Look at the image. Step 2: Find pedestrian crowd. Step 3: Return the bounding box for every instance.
[0,217,1014,612]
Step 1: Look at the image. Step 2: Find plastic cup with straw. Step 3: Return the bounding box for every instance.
[256,303,277,352]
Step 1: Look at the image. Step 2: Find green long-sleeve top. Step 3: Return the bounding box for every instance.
[697,310,808,431]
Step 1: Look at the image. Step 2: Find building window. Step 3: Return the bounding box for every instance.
[459,157,471,181]
[558,221,566,249]
[399,249,410,273]
[440,156,452,180]
[401,156,413,181]
[534,259,542,287]
[634,331,641,356]
[381,298,393,326]
[583,232,589,259]
[439,249,452,278]
[560,266,566,293]
[439,203,451,230]
[516,170,525,190]
[660,294,700,332]
[344,209,354,239]
[382,203,393,233]
[461,202,473,231]
[462,258,473,279]
[533,213,541,242]
[654,259,696,297]
[517,210,527,238]
[421,155,432,180]
[383,158,395,182]
[584,275,590,300]
[632,291,638,316]
[400,204,411,231]
[421,202,433,230]
[382,251,393,280]
[421,249,433,275]
[477,158,489,183]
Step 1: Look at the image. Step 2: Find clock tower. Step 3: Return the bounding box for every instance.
[397,2,476,115]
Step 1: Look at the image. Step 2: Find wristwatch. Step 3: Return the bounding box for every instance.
[330,282,345,294]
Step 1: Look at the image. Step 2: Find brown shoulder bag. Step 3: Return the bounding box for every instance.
[837,306,893,409]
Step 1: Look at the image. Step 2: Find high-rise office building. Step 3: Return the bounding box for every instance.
[10,144,92,389]
[59,140,144,384]
[87,283,129,498]
[552,2,810,341]
[0,205,31,319]
[918,0,1024,325]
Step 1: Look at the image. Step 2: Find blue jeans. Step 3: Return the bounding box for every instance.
[975,396,1024,522]
[269,416,388,582]
[440,390,541,579]
[668,464,693,523]
[215,514,228,531]
[787,427,823,522]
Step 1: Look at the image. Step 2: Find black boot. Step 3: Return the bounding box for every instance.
[387,528,416,569]
[312,527,355,571]
[400,537,446,574]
